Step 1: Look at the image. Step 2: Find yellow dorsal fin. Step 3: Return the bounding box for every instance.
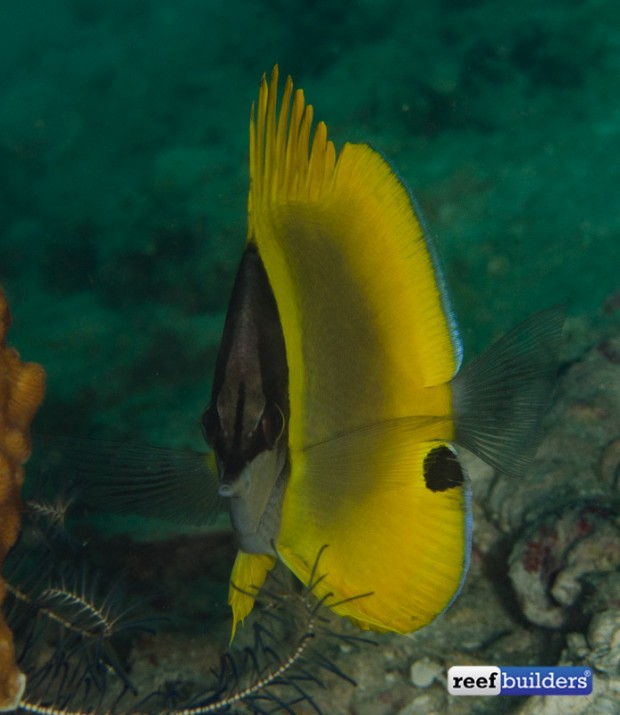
[248,66,337,239]
[247,66,460,450]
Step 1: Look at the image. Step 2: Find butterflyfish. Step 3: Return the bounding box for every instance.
[63,66,563,639]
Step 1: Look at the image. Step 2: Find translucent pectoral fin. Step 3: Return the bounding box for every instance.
[35,436,223,526]
[228,551,276,641]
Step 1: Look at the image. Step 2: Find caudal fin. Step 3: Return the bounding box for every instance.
[451,307,565,478]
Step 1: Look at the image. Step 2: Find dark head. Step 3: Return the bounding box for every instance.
[203,243,289,539]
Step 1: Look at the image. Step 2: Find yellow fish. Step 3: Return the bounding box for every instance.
[202,66,563,637]
[69,66,563,639]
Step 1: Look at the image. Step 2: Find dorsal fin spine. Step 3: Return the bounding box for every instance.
[250,65,341,236]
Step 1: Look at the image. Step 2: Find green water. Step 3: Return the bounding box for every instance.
[1,0,618,446]
[2,2,620,712]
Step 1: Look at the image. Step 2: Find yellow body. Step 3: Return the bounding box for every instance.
[229,67,468,635]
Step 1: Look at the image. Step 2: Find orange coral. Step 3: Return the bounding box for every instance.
[0,287,45,710]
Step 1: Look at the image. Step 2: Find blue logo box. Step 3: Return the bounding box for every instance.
[447,665,593,696]
[500,667,593,696]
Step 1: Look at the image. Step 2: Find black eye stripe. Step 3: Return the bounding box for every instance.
[232,382,246,450]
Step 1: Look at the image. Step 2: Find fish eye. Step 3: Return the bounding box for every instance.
[261,402,285,450]
[201,402,219,447]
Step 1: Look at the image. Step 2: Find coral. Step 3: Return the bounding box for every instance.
[508,504,620,628]
[11,545,360,715]
[0,287,45,710]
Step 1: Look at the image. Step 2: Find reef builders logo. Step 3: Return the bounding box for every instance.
[447,666,593,696]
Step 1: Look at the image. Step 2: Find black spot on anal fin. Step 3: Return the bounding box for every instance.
[423,445,464,492]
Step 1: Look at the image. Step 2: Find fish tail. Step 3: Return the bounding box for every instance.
[451,306,565,477]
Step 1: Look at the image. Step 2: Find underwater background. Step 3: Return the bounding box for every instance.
[2,0,619,446]
[1,1,620,714]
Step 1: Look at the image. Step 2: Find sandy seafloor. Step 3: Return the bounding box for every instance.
[1,1,620,713]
